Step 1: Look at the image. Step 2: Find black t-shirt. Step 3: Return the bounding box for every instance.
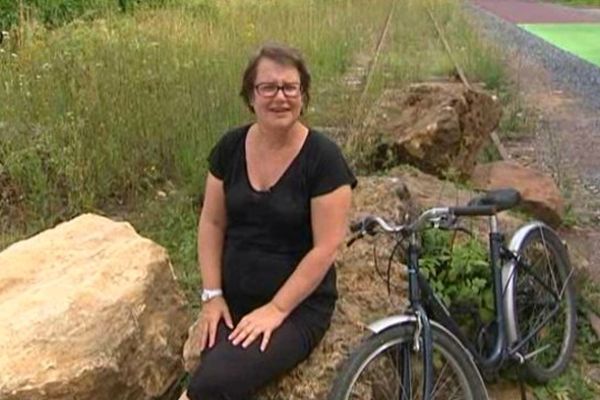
[208,124,357,333]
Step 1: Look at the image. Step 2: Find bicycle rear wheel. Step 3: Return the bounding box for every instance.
[505,224,576,383]
[327,322,488,400]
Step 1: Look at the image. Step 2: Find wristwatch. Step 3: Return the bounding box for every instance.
[200,288,223,303]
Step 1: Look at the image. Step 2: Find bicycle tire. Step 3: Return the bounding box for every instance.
[505,224,576,383]
[327,322,488,400]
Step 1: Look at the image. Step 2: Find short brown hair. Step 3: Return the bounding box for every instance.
[240,42,311,113]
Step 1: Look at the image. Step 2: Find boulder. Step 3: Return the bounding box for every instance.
[183,167,523,399]
[471,161,565,226]
[0,214,191,400]
[366,83,502,177]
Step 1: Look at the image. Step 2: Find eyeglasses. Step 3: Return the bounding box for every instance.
[254,82,302,98]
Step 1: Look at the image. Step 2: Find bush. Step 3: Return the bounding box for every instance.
[0,0,189,30]
[420,229,494,333]
[1,1,109,30]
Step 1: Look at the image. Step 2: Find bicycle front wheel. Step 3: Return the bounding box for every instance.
[505,224,576,383]
[327,322,488,400]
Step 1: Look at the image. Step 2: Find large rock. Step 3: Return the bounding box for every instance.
[471,161,565,226]
[183,167,523,399]
[0,214,191,400]
[366,83,502,177]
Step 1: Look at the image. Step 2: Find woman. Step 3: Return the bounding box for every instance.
[186,43,356,400]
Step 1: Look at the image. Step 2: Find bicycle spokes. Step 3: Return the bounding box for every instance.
[514,237,569,367]
[344,342,475,399]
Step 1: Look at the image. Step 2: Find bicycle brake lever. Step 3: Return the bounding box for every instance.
[346,232,364,247]
[436,221,474,237]
[432,215,455,230]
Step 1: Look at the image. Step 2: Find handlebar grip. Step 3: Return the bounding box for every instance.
[450,205,496,216]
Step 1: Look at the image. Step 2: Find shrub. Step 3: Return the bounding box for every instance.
[420,229,494,333]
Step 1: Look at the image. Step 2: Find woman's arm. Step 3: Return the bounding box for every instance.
[198,173,227,290]
[228,185,352,351]
[197,172,233,350]
[271,184,352,312]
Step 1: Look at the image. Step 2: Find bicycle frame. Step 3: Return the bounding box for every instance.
[410,214,509,373]
[368,216,569,399]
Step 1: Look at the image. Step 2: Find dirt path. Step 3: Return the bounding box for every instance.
[499,53,600,279]
[470,0,600,282]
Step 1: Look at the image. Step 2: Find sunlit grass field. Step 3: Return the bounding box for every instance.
[0,0,506,295]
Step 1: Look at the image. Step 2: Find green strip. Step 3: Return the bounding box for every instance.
[519,23,600,66]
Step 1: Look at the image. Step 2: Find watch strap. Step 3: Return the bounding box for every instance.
[200,288,223,302]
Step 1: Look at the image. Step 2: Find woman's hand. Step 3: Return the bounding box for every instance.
[228,302,288,352]
[199,296,233,352]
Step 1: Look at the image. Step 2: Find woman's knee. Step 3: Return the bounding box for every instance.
[187,367,232,400]
[187,379,217,400]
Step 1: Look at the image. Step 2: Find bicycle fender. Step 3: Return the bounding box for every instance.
[368,315,416,334]
[502,221,563,344]
[368,316,473,357]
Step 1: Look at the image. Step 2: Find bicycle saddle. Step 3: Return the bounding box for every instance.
[467,188,521,212]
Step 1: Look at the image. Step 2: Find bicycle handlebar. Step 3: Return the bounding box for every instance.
[350,204,497,238]
[350,215,404,234]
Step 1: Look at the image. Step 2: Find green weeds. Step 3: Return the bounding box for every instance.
[420,229,494,329]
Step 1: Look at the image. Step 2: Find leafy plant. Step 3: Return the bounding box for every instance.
[420,229,494,331]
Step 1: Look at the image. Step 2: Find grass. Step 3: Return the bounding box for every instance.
[553,0,600,6]
[127,190,202,307]
[0,0,507,253]
[0,0,392,233]
[520,24,600,67]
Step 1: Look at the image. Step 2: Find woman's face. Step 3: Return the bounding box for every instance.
[251,58,303,131]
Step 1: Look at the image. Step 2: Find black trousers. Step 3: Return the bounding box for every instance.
[187,317,317,400]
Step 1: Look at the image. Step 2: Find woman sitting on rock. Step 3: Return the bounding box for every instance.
[184,42,356,400]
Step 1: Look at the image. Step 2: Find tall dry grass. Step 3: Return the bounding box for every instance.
[1,0,507,294]
[0,0,393,225]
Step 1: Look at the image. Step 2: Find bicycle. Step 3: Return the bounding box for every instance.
[328,188,577,400]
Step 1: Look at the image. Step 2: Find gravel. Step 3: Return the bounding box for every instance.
[466,3,600,112]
